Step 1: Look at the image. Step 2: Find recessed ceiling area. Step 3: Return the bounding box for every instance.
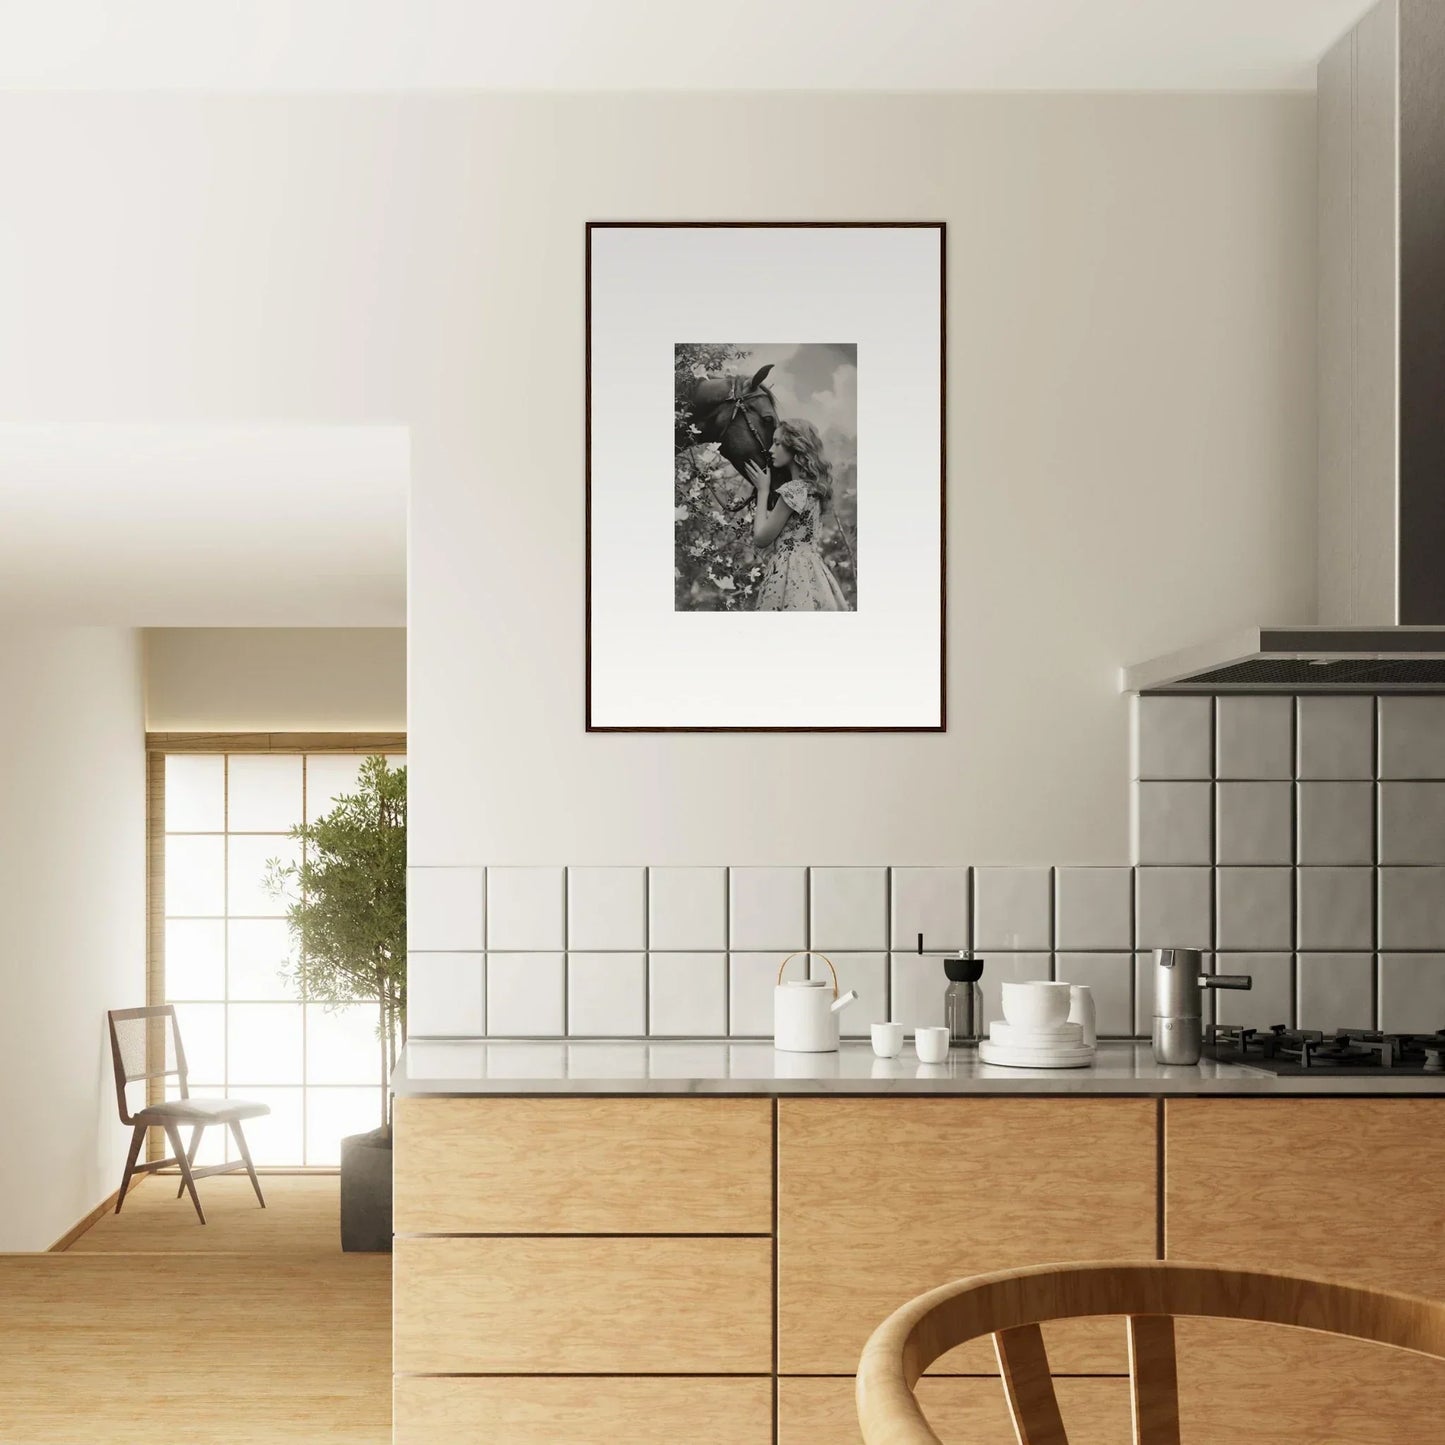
[0,0,1378,92]
[0,424,407,625]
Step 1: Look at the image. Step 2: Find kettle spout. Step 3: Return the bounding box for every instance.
[831,989,860,1014]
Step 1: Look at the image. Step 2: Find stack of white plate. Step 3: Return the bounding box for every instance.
[978,1020,1095,1069]
[977,981,1097,1069]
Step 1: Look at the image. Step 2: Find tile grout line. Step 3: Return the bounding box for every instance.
[724,866,732,1038]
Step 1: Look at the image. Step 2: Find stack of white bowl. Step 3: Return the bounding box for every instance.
[978,981,1095,1069]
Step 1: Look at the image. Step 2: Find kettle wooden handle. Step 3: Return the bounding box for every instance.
[777,950,839,998]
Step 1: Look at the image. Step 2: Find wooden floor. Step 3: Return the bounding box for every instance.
[2,1175,391,1444]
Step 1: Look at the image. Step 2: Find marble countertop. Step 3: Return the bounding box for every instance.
[391,1039,1445,1096]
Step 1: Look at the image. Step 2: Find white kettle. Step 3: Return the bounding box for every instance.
[774,951,858,1053]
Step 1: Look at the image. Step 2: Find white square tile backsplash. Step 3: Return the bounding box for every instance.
[567,951,646,1036]
[1379,953,1445,1032]
[407,952,484,1036]
[889,867,969,951]
[1133,695,1212,779]
[1134,782,1212,865]
[1216,696,1293,780]
[648,952,727,1036]
[566,867,646,951]
[973,867,1051,950]
[1054,868,1132,951]
[486,867,566,951]
[1297,953,1374,1033]
[729,867,807,952]
[647,867,727,950]
[1378,697,1445,779]
[403,697,1445,1042]
[486,953,565,1035]
[810,867,888,951]
[407,867,484,952]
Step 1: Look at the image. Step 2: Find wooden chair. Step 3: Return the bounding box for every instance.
[107,1005,271,1225]
[855,1260,1445,1444]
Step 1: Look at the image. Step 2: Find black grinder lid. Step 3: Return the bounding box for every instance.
[943,953,984,983]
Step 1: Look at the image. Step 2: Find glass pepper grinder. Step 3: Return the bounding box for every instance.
[944,954,985,1047]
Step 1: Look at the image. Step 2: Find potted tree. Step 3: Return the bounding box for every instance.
[266,755,406,1252]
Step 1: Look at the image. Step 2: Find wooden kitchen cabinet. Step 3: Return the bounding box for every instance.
[1165,1099,1445,1442]
[779,1377,1133,1445]
[393,1095,772,1234]
[394,1235,773,1374]
[777,1098,1158,1375]
[395,1377,775,1445]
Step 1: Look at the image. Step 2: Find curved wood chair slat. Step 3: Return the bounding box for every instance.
[856,1261,1445,1445]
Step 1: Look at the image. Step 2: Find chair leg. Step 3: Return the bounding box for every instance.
[177,1124,204,1199]
[230,1118,266,1209]
[164,1122,206,1224]
[115,1123,147,1214]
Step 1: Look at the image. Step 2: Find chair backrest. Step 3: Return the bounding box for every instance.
[107,1006,189,1125]
[855,1260,1445,1445]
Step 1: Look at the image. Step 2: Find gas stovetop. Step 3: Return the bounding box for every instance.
[1204,1025,1445,1076]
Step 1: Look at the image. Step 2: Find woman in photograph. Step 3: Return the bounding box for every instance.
[743,420,849,612]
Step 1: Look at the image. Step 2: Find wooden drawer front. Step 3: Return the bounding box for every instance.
[779,1376,1132,1445]
[1165,1099,1445,1293]
[395,1377,774,1445]
[777,1098,1156,1374]
[394,1236,772,1374]
[1175,1321,1445,1444]
[1166,1100,1445,1438]
[394,1096,772,1234]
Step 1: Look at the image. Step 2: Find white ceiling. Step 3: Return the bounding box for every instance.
[0,0,1375,93]
[0,425,408,626]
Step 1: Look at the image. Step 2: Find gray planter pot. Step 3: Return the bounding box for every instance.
[340,1126,393,1253]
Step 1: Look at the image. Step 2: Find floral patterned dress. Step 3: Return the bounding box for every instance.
[753,480,849,612]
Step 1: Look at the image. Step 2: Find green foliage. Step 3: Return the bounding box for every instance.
[264,756,407,1074]
[673,342,858,611]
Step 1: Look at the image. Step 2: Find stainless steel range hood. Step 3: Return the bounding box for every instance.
[1123,628,1445,694]
[1124,0,1445,695]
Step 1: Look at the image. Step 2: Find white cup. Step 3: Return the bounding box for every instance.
[914,1026,951,1064]
[1067,984,1097,1047]
[871,1022,905,1058]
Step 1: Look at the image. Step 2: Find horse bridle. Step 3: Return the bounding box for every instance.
[701,375,774,465]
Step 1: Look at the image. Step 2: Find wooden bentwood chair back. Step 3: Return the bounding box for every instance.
[855,1260,1445,1445]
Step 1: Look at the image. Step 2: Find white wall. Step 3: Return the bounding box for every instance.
[145,627,407,731]
[0,628,145,1251]
[0,92,1317,868]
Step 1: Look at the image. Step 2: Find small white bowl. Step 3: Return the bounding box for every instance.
[1000,980,1074,1033]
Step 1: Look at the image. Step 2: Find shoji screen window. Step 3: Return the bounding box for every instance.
[161,749,400,1167]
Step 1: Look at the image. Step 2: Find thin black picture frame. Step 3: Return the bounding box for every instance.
[585,220,947,733]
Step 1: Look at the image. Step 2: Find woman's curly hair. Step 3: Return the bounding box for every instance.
[775,419,832,503]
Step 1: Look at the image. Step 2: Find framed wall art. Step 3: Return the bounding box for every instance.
[586,221,945,731]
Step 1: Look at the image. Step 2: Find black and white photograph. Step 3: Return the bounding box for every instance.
[674,343,858,613]
[587,222,943,730]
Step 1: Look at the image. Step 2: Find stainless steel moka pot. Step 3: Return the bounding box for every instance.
[1152,947,1252,1065]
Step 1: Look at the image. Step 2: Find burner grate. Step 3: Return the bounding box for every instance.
[1205,1024,1445,1075]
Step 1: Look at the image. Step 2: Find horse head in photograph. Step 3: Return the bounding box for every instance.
[677,364,778,499]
